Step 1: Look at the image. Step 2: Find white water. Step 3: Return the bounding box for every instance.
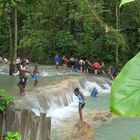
[45,78,111,127]
[19,75,111,128]
[0,65,111,128]
[40,70,82,77]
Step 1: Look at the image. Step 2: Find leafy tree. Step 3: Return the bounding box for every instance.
[0,0,139,68]
[0,0,42,75]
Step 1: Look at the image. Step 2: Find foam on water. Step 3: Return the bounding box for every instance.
[47,95,78,127]
[45,80,111,127]
[40,70,83,77]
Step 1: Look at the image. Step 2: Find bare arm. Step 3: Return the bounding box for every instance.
[87,61,92,67]
[80,92,85,101]
[100,62,104,67]
[19,69,33,77]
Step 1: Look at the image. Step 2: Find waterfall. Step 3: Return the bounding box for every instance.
[13,77,111,127]
[0,105,51,140]
[0,65,112,139]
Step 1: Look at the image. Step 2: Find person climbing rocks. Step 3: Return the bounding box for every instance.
[74,88,86,121]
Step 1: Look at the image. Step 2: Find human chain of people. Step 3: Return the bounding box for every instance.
[55,54,117,80]
[0,55,117,97]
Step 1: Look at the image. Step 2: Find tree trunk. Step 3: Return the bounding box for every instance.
[115,0,120,69]
[8,20,15,76]
[14,7,17,61]
[9,7,18,75]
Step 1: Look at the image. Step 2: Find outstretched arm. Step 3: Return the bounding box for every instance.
[20,69,33,78]
[87,61,92,67]
[26,71,34,77]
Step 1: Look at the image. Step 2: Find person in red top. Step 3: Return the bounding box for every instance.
[62,55,69,70]
[87,61,101,75]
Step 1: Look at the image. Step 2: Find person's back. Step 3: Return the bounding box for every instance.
[91,88,98,97]
[55,55,60,62]
[108,66,117,80]
[92,62,100,69]
[74,58,80,71]
[91,61,101,75]
[111,67,116,76]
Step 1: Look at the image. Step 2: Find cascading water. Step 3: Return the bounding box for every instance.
[2,65,140,140]
[13,73,111,129]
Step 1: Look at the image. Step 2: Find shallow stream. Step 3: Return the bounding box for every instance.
[0,64,140,140]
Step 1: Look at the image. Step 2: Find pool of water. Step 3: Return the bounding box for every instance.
[86,96,140,140]
[0,64,140,140]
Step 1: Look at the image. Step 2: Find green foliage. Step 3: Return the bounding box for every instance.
[110,52,140,117]
[120,0,136,7]
[5,131,21,140]
[0,0,139,67]
[0,89,13,112]
[130,136,138,140]
[0,18,9,57]
[56,30,73,47]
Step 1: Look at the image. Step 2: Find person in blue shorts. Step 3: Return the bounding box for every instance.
[74,88,86,121]
[33,64,39,87]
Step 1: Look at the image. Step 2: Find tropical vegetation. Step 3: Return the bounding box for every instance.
[0,0,139,73]
[0,89,13,112]
[4,131,21,140]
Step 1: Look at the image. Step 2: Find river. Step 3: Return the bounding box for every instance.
[0,64,140,140]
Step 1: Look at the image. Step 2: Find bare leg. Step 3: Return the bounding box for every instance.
[79,105,83,121]
[109,74,114,80]
[80,67,83,73]
[56,63,59,69]
[17,83,26,95]
[94,69,97,75]
[86,69,89,73]
[102,70,106,76]
[33,80,38,87]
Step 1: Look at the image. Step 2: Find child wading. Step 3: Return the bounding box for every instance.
[74,88,86,121]
[33,64,39,87]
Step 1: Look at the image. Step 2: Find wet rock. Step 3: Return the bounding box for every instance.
[65,121,95,140]
[92,110,112,122]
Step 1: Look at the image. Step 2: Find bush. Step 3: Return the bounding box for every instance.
[4,131,21,140]
[0,89,13,112]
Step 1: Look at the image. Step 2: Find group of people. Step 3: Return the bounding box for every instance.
[13,57,39,95]
[0,55,117,122]
[0,56,9,64]
[55,55,89,73]
[55,54,117,80]
[0,55,117,97]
